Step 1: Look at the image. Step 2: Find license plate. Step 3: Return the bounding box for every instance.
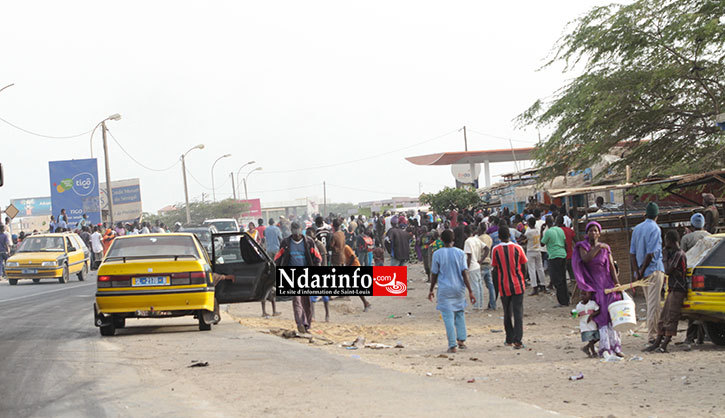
[132,276,169,286]
[22,269,37,274]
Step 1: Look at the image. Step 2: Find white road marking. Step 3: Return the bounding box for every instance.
[0,282,96,304]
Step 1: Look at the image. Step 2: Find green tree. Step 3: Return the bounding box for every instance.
[518,0,725,182]
[419,187,482,213]
[145,199,249,227]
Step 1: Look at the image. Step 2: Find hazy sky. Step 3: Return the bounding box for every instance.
[1,0,605,213]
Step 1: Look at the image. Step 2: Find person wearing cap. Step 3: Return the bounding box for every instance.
[629,202,666,343]
[702,193,719,234]
[681,213,710,252]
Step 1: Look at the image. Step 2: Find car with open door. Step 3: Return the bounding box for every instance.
[210,230,276,304]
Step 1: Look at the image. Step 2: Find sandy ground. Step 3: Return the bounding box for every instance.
[228,261,725,417]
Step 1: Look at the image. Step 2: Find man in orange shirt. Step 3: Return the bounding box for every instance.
[341,243,371,312]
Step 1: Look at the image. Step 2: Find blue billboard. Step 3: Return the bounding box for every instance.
[10,197,52,217]
[49,158,102,226]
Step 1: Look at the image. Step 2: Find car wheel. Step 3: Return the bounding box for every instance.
[100,322,116,336]
[77,262,88,281]
[112,315,126,329]
[9,279,17,286]
[59,264,69,284]
[32,278,40,283]
[198,314,212,331]
[705,322,725,346]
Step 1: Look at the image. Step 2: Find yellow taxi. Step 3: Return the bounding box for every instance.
[5,233,90,285]
[683,234,725,346]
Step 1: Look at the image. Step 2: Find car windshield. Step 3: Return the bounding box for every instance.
[106,236,199,258]
[18,236,65,252]
[206,221,237,232]
[181,229,211,243]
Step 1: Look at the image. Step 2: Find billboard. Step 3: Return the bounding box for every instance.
[240,198,262,218]
[100,178,143,223]
[49,158,102,226]
[10,197,52,217]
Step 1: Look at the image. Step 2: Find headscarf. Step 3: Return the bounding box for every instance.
[585,221,601,234]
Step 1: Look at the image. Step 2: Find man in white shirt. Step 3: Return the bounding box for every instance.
[522,217,546,295]
[90,226,104,269]
[464,225,487,311]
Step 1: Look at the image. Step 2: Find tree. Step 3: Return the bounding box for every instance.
[518,0,725,182]
[145,199,249,227]
[419,187,482,213]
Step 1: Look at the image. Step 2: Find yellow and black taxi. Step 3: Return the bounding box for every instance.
[683,234,725,346]
[5,233,89,285]
[94,231,275,336]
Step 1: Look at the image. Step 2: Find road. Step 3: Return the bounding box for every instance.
[0,274,558,417]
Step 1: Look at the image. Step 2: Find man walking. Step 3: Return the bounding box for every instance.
[90,226,104,269]
[387,218,411,266]
[464,225,486,310]
[630,202,665,344]
[275,222,322,333]
[491,227,528,349]
[0,225,10,278]
[476,224,496,310]
[264,218,283,256]
[542,215,569,306]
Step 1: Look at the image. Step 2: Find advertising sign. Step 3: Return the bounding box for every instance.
[10,197,52,217]
[451,163,481,184]
[100,178,143,223]
[240,198,262,218]
[49,158,101,226]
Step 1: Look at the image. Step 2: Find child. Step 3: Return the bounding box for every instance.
[310,296,330,322]
[576,291,600,357]
[364,231,375,267]
[261,285,280,319]
[644,230,687,353]
[373,244,385,267]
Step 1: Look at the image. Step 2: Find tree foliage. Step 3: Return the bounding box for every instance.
[518,0,725,182]
[144,199,249,227]
[419,187,482,213]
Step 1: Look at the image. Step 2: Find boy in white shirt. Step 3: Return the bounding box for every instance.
[576,291,600,357]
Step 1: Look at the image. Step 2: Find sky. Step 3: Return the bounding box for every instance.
[0,0,606,214]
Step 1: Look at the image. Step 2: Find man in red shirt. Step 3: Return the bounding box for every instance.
[255,218,266,246]
[557,216,577,284]
[491,226,528,349]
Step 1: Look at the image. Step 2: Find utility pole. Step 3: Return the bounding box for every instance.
[323,181,327,217]
[463,125,468,151]
[231,172,237,200]
[101,121,115,227]
[462,125,477,189]
[181,154,191,224]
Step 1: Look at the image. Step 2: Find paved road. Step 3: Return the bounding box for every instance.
[0,275,559,417]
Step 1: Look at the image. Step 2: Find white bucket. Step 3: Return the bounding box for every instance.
[608,291,637,332]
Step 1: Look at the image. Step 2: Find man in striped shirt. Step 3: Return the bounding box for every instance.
[491,226,528,349]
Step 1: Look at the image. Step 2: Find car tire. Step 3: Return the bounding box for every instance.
[59,264,69,284]
[112,315,126,329]
[705,322,725,346]
[9,279,17,286]
[198,315,212,331]
[32,279,40,283]
[100,322,116,336]
[77,262,88,281]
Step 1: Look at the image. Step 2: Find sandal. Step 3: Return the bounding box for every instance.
[457,341,468,350]
[447,347,458,353]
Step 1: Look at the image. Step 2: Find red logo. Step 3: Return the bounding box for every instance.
[372,266,407,296]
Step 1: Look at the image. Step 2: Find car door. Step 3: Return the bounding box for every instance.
[73,235,90,268]
[64,236,83,273]
[211,231,275,303]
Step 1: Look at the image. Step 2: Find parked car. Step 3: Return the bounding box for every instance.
[682,234,725,345]
[203,218,241,242]
[93,231,275,336]
[5,232,89,285]
[179,225,221,256]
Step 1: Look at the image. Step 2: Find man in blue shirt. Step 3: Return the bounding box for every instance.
[264,218,283,256]
[630,202,665,343]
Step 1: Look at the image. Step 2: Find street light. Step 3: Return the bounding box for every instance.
[88,113,122,227]
[235,160,256,200]
[243,167,263,200]
[211,153,232,202]
[181,144,205,224]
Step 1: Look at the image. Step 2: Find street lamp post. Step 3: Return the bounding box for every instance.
[97,113,121,227]
[211,154,232,202]
[181,144,205,224]
[235,161,256,200]
[243,167,263,200]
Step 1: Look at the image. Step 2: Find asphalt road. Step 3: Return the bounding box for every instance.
[0,274,558,417]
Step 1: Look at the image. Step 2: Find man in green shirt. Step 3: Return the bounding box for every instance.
[541,215,569,306]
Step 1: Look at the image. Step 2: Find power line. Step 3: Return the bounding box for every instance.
[0,115,92,139]
[106,128,180,172]
[185,166,231,191]
[465,127,536,145]
[258,129,460,174]
[326,183,414,197]
[248,184,321,194]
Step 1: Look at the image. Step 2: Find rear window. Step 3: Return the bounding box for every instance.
[107,236,199,258]
[18,236,64,252]
[206,221,237,232]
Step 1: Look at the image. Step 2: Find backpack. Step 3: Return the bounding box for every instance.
[363,236,374,252]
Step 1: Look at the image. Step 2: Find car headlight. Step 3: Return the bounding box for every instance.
[6,262,19,267]
[42,261,58,267]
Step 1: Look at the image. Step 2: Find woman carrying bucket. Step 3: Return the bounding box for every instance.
[572,221,625,357]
